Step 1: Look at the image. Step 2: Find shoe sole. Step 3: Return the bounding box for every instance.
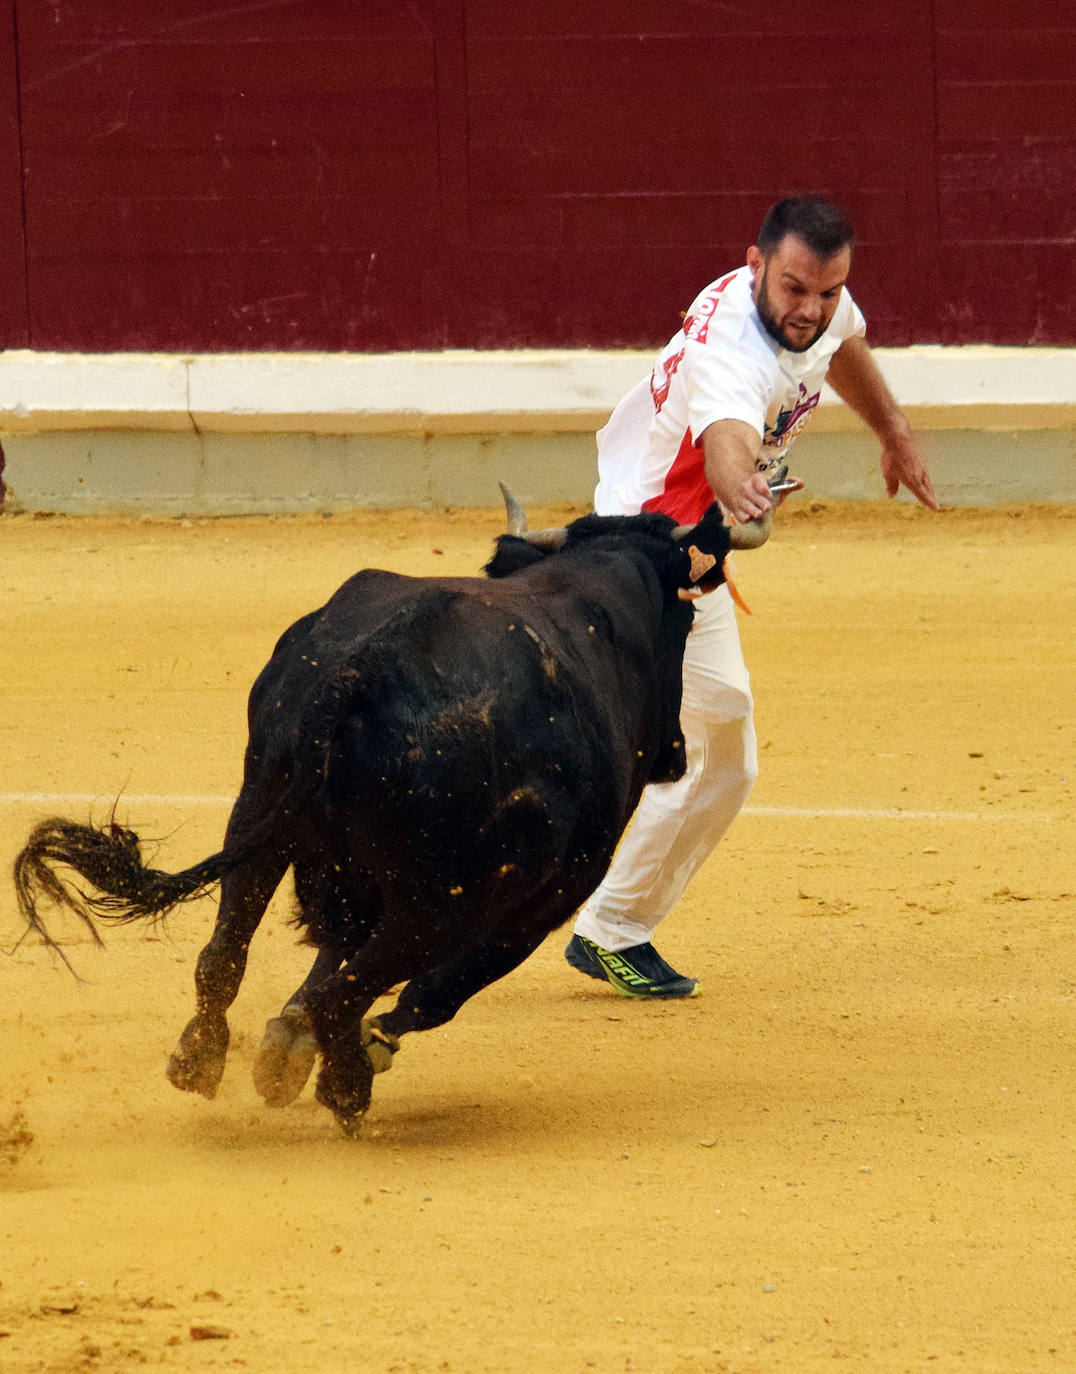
[608,976,701,1000]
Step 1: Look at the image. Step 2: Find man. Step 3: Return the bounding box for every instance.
[565,194,938,998]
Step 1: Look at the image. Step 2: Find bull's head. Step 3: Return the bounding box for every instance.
[497,475,783,597]
[498,478,783,554]
[489,483,781,787]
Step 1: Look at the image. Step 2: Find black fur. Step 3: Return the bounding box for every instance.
[13,505,733,1130]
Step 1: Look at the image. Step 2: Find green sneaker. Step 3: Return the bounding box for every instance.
[565,934,700,999]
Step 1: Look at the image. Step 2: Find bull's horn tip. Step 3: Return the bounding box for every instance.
[727,511,774,549]
[499,482,528,536]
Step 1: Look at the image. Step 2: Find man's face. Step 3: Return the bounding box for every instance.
[747,234,851,353]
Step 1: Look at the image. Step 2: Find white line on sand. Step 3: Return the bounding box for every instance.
[0,793,1050,823]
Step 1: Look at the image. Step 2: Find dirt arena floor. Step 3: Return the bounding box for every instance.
[1,499,1073,1374]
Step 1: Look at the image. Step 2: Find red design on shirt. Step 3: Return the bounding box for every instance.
[640,269,748,522]
[641,429,712,525]
[650,347,685,414]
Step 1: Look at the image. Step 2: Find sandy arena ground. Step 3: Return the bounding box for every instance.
[1,499,1074,1374]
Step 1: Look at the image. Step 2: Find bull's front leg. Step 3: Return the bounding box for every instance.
[313,1017,378,1136]
[167,853,288,1099]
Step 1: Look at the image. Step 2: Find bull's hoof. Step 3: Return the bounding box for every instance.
[315,1075,370,1138]
[361,1018,400,1075]
[252,1004,318,1107]
[166,1014,228,1099]
[334,1109,367,1140]
[315,1045,374,1135]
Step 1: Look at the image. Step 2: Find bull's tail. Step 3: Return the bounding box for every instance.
[12,620,419,970]
[12,666,365,969]
[12,814,240,969]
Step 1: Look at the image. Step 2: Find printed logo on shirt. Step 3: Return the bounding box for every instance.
[682,271,737,344]
[652,271,739,414]
[763,383,819,452]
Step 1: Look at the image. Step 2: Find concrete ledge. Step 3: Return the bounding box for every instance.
[1,346,1074,435]
[2,347,1072,513]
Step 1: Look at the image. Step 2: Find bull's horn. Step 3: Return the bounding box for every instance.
[522,527,570,550]
[727,510,774,549]
[727,468,785,549]
[498,481,568,550]
[499,481,528,536]
[670,512,773,550]
[674,466,789,548]
[671,515,773,549]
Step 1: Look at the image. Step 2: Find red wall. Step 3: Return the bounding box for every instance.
[2,0,1073,352]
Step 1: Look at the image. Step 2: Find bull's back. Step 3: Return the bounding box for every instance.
[323,582,604,826]
[244,563,675,913]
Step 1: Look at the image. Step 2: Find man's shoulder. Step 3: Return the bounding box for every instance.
[681,266,752,343]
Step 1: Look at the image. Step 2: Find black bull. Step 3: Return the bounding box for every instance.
[14,499,768,1134]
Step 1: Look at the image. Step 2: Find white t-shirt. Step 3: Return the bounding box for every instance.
[594,265,866,522]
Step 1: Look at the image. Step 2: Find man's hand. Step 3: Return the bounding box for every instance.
[827,336,940,511]
[728,470,775,523]
[879,423,939,510]
[701,419,775,523]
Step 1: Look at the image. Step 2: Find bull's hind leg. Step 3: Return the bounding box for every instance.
[304,923,546,1135]
[168,848,289,1099]
[369,931,547,1046]
[302,928,441,1134]
[304,975,383,1134]
[252,948,342,1108]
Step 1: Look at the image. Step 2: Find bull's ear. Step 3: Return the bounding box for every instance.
[484,535,548,580]
[674,505,732,592]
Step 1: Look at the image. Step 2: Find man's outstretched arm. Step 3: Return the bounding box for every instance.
[826,336,939,510]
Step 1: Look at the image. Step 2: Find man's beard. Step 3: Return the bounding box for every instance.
[755,276,826,353]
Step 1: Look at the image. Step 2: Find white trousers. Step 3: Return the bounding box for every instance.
[573,583,758,952]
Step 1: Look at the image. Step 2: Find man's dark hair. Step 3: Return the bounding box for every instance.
[756,195,854,260]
